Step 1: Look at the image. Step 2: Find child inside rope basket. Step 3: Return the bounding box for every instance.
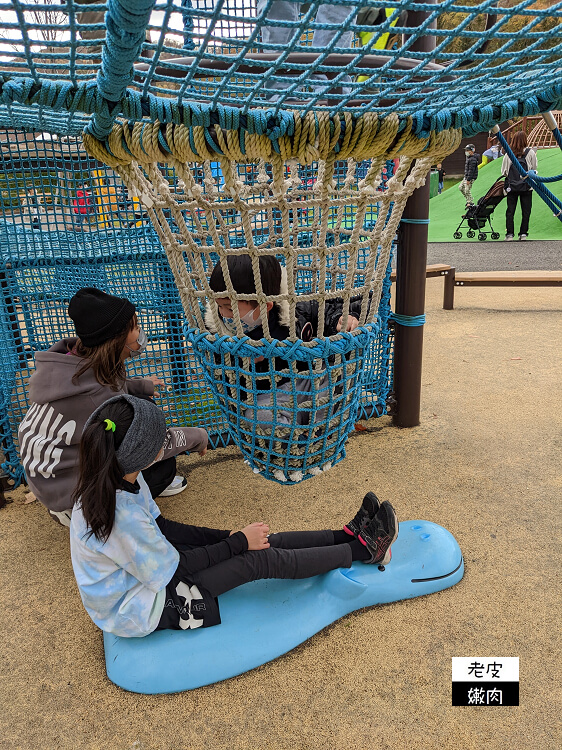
[204,254,367,431]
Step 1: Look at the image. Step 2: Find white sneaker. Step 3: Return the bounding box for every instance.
[49,509,72,527]
[159,475,188,497]
[505,234,515,241]
[519,234,527,241]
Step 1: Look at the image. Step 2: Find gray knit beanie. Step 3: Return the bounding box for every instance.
[84,394,167,474]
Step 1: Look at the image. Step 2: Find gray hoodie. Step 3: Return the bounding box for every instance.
[18,338,207,512]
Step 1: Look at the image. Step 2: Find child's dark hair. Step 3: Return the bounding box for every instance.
[209,255,282,297]
[72,399,135,542]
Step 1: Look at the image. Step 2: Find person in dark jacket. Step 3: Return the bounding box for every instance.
[458,144,479,207]
[436,163,445,194]
[204,255,364,427]
[501,130,537,241]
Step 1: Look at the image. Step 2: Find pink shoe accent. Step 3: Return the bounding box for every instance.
[343,525,355,536]
[358,534,367,547]
[380,547,392,566]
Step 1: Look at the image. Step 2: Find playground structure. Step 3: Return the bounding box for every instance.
[0,0,561,485]
[528,111,562,150]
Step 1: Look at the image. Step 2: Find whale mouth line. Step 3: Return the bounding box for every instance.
[411,557,463,583]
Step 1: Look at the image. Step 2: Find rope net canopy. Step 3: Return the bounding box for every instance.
[0,1,561,136]
[1,1,561,482]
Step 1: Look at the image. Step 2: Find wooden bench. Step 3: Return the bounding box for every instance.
[391,263,453,282]
[443,270,562,309]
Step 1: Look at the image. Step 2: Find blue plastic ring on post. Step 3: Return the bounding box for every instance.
[390,313,426,327]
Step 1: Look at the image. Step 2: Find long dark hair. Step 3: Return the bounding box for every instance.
[72,400,134,542]
[71,314,137,391]
[510,131,528,159]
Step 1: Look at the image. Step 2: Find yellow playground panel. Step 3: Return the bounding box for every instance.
[90,168,143,228]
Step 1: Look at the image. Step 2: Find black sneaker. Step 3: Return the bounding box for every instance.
[344,491,381,538]
[358,501,398,565]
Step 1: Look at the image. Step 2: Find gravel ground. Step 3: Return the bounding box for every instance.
[2,279,560,750]
[427,239,562,272]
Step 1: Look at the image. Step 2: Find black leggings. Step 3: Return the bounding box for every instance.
[189,530,354,598]
[156,530,370,630]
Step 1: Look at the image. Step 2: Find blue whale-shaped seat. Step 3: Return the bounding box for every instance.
[104,520,464,694]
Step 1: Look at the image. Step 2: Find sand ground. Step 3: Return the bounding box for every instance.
[1,278,560,750]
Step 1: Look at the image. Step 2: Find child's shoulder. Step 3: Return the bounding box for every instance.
[115,484,153,517]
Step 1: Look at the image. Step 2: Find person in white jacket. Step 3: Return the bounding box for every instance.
[501,131,538,241]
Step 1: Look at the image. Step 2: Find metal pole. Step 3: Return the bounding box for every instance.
[392,2,436,428]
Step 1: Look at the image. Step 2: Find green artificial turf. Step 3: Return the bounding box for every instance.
[160,388,223,427]
[428,148,562,242]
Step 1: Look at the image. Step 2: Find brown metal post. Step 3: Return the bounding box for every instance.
[392,3,436,427]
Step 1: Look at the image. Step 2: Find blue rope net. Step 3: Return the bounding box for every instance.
[189,327,376,483]
[0,130,394,483]
[0,1,561,139]
[1,1,561,483]
[0,131,228,481]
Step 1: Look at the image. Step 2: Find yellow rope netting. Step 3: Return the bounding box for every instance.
[83,113,460,167]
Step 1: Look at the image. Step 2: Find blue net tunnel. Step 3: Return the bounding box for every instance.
[0,1,561,484]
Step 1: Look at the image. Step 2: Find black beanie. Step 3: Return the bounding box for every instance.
[68,287,136,348]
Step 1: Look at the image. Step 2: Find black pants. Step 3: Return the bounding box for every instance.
[142,456,176,499]
[190,530,352,598]
[157,530,353,630]
[506,190,532,236]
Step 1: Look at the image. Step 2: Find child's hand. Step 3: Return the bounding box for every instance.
[337,315,359,333]
[146,374,165,397]
[198,447,207,457]
[239,522,270,551]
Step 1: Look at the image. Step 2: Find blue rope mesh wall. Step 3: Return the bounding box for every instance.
[0,1,561,137]
[0,131,231,481]
[0,130,395,483]
[1,1,561,483]
[188,326,376,483]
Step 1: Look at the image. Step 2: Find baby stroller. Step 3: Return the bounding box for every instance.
[453,178,505,240]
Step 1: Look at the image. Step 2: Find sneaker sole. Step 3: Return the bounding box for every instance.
[158,481,188,497]
[381,503,399,559]
[49,511,72,528]
[379,546,393,566]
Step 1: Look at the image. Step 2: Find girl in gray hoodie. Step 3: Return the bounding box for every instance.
[18,287,207,527]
